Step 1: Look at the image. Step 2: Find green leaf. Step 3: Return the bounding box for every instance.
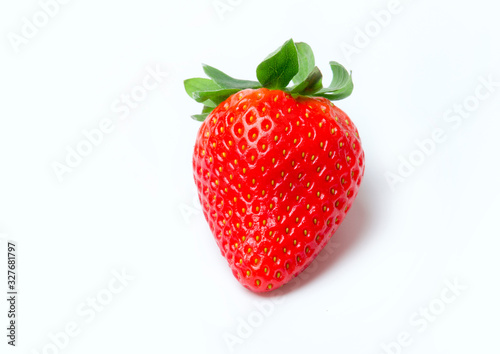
[192,88,240,105]
[290,66,323,95]
[191,105,215,122]
[203,64,261,89]
[256,39,299,89]
[185,41,355,120]
[202,99,217,108]
[316,78,353,100]
[184,78,221,99]
[318,61,352,94]
[191,113,209,121]
[292,42,315,85]
[202,105,214,114]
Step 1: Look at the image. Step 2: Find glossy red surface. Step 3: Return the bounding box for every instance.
[193,88,364,292]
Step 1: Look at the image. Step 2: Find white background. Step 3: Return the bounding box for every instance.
[1,0,499,353]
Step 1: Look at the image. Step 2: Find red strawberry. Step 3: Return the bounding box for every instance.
[185,39,364,292]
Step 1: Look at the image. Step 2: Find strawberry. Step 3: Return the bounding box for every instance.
[185,39,364,292]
